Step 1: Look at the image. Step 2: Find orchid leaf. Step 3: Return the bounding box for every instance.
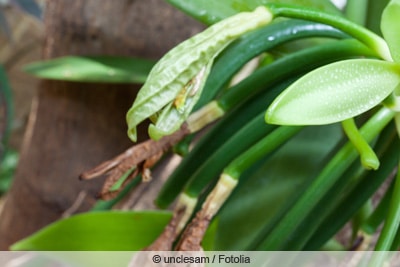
[148,63,212,140]
[11,211,172,251]
[24,56,155,84]
[381,0,400,62]
[265,59,400,125]
[126,7,272,142]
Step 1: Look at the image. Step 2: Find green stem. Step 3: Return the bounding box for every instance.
[345,0,369,26]
[189,38,375,132]
[195,19,347,109]
[366,0,391,35]
[304,123,398,250]
[257,107,395,250]
[156,79,293,208]
[390,219,400,250]
[352,200,373,241]
[218,39,377,112]
[90,175,141,211]
[342,118,380,170]
[362,180,395,235]
[267,3,392,61]
[184,111,277,197]
[374,162,400,251]
[321,239,346,251]
[289,124,396,250]
[395,113,400,138]
[224,126,303,179]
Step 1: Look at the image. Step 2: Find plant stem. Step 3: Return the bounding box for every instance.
[257,107,395,250]
[267,3,392,61]
[217,39,377,112]
[342,118,380,170]
[196,19,347,109]
[304,124,398,250]
[362,180,395,235]
[374,162,400,251]
[224,126,303,179]
[352,200,373,241]
[345,0,369,26]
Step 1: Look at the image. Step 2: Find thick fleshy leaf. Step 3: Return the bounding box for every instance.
[381,0,400,62]
[24,56,155,84]
[265,59,400,125]
[11,211,172,251]
[166,0,340,25]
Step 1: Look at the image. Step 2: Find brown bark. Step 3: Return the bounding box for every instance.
[0,0,203,249]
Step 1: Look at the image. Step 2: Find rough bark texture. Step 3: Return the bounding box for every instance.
[0,0,203,249]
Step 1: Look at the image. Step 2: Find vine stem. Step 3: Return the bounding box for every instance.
[257,107,395,250]
[368,162,400,266]
[342,118,380,170]
[267,3,393,61]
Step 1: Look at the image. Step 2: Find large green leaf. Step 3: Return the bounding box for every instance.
[24,56,155,84]
[265,59,400,125]
[381,0,400,63]
[11,211,172,251]
[166,0,340,25]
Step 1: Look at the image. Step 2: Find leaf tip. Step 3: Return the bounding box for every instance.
[264,108,278,125]
[127,127,138,143]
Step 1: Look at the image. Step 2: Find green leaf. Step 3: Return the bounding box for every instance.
[126,7,272,142]
[24,56,155,84]
[381,0,400,62]
[147,63,212,140]
[166,0,340,25]
[266,59,400,125]
[11,211,172,251]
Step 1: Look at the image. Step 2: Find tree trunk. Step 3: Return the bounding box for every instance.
[0,0,203,250]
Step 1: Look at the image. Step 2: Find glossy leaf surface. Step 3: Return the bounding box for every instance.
[11,211,172,251]
[381,0,400,62]
[266,59,400,125]
[24,56,155,84]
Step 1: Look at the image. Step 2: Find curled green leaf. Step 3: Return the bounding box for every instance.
[265,59,400,125]
[381,0,400,62]
[148,63,212,140]
[126,6,273,142]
